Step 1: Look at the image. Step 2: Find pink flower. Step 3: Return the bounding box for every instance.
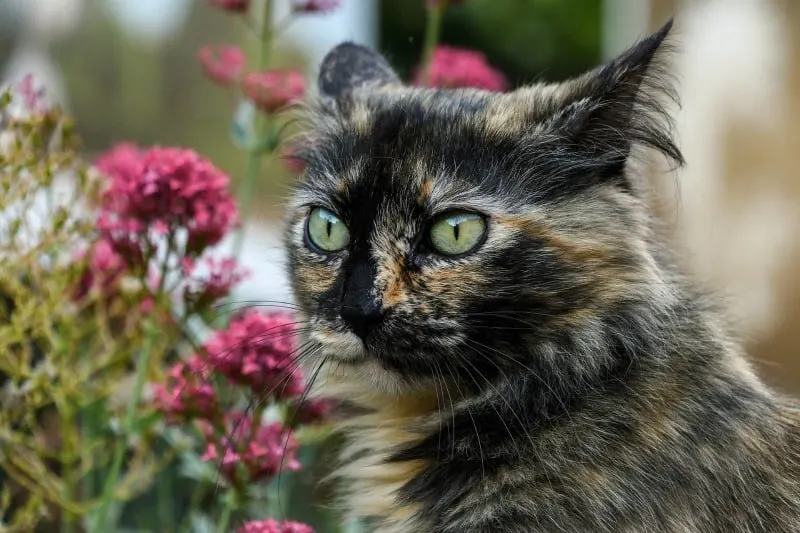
[202,413,300,483]
[204,310,304,398]
[153,356,220,422]
[73,238,127,301]
[198,46,246,87]
[206,0,250,13]
[280,143,306,175]
[17,74,48,114]
[235,518,314,533]
[291,0,340,13]
[243,70,305,113]
[184,257,250,310]
[94,144,238,260]
[414,46,508,92]
[289,397,336,426]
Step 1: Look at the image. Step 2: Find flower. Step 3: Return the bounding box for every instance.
[153,355,220,422]
[94,144,238,260]
[206,0,250,13]
[280,143,306,175]
[243,70,305,114]
[183,257,250,310]
[202,413,300,483]
[414,46,508,92]
[235,518,314,533]
[203,310,303,397]
[291,0,340,14]
[73,238,127,301]
[198,46,246,87]
[289,397,336,426]
[17,74,47,114]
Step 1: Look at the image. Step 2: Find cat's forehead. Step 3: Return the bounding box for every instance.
[295,88,549,216]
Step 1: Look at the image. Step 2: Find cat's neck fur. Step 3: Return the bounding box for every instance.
[317,282,800,533]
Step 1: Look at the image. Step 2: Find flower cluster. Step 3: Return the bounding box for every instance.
[95,144,238,262]
[152,309,317,487]
[243,70,306,113]
[152,355,219,422]
[235,518,314,533]
[198,46,246,87]
[415,46,508,92]
[204,310,303,397]
[201,412,300,483]
[73,238,126,301]
[200,0,344,117]
[183,257,250,312]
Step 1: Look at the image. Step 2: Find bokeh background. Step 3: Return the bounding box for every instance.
[1,0,799,530]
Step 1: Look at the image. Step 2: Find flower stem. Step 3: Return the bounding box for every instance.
[92,319,157,533]
[420,0,448,86]
[232,0,274,260]
[215,490,236,533]
[59,401,76,533]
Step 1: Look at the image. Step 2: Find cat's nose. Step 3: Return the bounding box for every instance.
[340,298,385,341]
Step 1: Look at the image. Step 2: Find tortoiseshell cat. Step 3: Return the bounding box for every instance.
[283,21,800,533]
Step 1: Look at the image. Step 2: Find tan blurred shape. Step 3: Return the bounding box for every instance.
[642,0,800,392]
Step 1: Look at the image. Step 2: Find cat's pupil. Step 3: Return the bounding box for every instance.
[453,223,460,240]
[326,219,332,237]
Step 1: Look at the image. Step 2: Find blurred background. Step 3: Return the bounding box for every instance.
[1,0,799,526]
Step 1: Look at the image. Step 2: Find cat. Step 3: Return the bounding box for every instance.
[283,20,800,533]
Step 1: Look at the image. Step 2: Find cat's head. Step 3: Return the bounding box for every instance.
[283,21,682,393]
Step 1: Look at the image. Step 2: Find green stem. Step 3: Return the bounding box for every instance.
[232,0,274,260]
[215,491,236,533]
[178,479,209,533]
[91,320,157,533]
[420,1,448,86]
[60,402,76,533]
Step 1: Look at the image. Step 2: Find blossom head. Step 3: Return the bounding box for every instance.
[291,0,340,14]
[198,46,246,87]
[415,46,508,92]
[73,238,127,301]
[153,356,220,422]
[235,519,314,533]
[289,397,336,426]
[206,0,250,13]
[203,310,303,397]
[243,70,305,113]
[202,413,300,483]
[280,143,306,175]
[94,144,238,260]
[183,257,249,311]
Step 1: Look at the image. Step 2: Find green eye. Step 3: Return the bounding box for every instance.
[306,207,350,252]
[428,211,487,256]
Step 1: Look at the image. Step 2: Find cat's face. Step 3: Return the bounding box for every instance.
[284,25,681,391]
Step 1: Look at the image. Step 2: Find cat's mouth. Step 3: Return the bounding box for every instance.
[308,327,367,363]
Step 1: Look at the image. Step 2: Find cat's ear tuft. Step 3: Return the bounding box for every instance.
[556,19,684,172]
[318,42,401,100]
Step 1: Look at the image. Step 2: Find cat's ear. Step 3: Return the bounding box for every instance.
[549,19,683,173]
[318,42,401,101]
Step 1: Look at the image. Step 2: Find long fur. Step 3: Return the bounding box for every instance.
[282,20,800,532]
